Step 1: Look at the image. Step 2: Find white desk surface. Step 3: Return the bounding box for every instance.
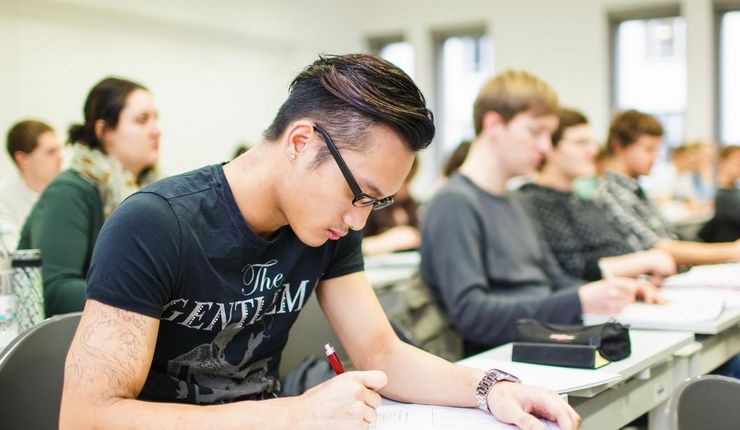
[471,330,695,398]
[365,251,420,289]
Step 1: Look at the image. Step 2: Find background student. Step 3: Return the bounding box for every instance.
[517,108,676,282]
[18,77,161,316]
[0,120,62,251]
[361,156,421,256]
[420,70,660,355]
[595,109,740,265]
[699,145,740,242]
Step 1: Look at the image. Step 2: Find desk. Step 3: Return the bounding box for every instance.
[476,324,740,430]
[475,331,697,429]
[365,251,420,288]
[472,330,693,392]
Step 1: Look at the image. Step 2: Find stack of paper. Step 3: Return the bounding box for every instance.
[372,400,559,430]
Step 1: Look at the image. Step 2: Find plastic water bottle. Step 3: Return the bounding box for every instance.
[0,227,18,349]
[12,249,44,332]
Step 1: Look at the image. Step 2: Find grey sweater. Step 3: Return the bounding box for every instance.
[420,174,583,354]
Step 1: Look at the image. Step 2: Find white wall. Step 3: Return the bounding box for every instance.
[1,0,734,186]
[0,0,299,177]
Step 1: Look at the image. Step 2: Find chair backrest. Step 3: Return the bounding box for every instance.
[670,374,740,430]
[0,312,82,430]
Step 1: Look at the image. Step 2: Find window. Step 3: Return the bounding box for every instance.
[719,11,740,145]
[612,16,687,153]
[434,32,493,158]
[370,38,415,80]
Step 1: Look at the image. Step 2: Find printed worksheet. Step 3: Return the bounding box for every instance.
[371,401,559,430]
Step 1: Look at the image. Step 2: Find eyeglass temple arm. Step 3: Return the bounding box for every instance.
[314,126,364,197]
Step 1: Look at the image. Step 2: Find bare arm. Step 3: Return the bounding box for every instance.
[655,239,740,266]
[59,300,290,430]
[361,225,420,256]
[598,249,676,279]
[317,272,580,430]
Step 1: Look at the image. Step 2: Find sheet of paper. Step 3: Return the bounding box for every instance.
[662,263,740,290]
[456,357,620,394]
[372,401,559,430]
[364,251,421,269]
[583,289,725,329]
[661,287,740,309]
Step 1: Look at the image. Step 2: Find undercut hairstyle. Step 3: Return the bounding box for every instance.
[6,119,54,166]
[606,109,663,155]
[68,77,148,151]
[263,54,435,166]
[552,108,589,147]
[473,69,559,136]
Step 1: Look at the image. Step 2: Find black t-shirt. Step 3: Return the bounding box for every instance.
[87,164,364,404]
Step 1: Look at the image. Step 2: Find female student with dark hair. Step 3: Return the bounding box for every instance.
[517,108,676,281]
[18,77,161,316]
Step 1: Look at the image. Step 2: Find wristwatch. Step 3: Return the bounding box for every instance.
[475,368,521,413]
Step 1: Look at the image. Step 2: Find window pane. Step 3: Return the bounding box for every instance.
[437,34,493,155]
[721,11,740,145]
[615,17,686,150]
[378,41,415,80]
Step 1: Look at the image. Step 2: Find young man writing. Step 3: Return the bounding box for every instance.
[60,55,580,430]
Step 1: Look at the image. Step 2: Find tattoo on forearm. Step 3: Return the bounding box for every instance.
[66,306,150,403]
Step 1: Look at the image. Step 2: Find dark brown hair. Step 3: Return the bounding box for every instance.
[264,54,435,166]
[606,109,663,154]
[473,70,558,136]
[6,120,54,166]
[68,77,148,151]
[551,108,589,147]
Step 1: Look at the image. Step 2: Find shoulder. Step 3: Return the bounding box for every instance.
[140,164,220,201]
[114,191,179,228]
[426,175,480,212]
[32,170,100,212]
[515,183,549,206]
[45,170,98,195]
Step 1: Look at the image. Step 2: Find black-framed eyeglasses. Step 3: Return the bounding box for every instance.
[313,124,394,211]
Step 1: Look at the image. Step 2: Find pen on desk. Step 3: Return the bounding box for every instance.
[324,343,345,375]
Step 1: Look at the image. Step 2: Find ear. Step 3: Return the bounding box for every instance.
[13,151,29,170]
[481,111,505,135]
[609,138,625,155]
[94,119,109,147]
[284,121,314,162]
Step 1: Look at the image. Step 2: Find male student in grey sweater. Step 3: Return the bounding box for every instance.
[421,70,661,356]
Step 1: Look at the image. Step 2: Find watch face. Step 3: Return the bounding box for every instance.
[493,369,520,383]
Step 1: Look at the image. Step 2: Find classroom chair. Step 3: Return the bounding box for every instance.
[0,312,82,430]
[669,374,740,430]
